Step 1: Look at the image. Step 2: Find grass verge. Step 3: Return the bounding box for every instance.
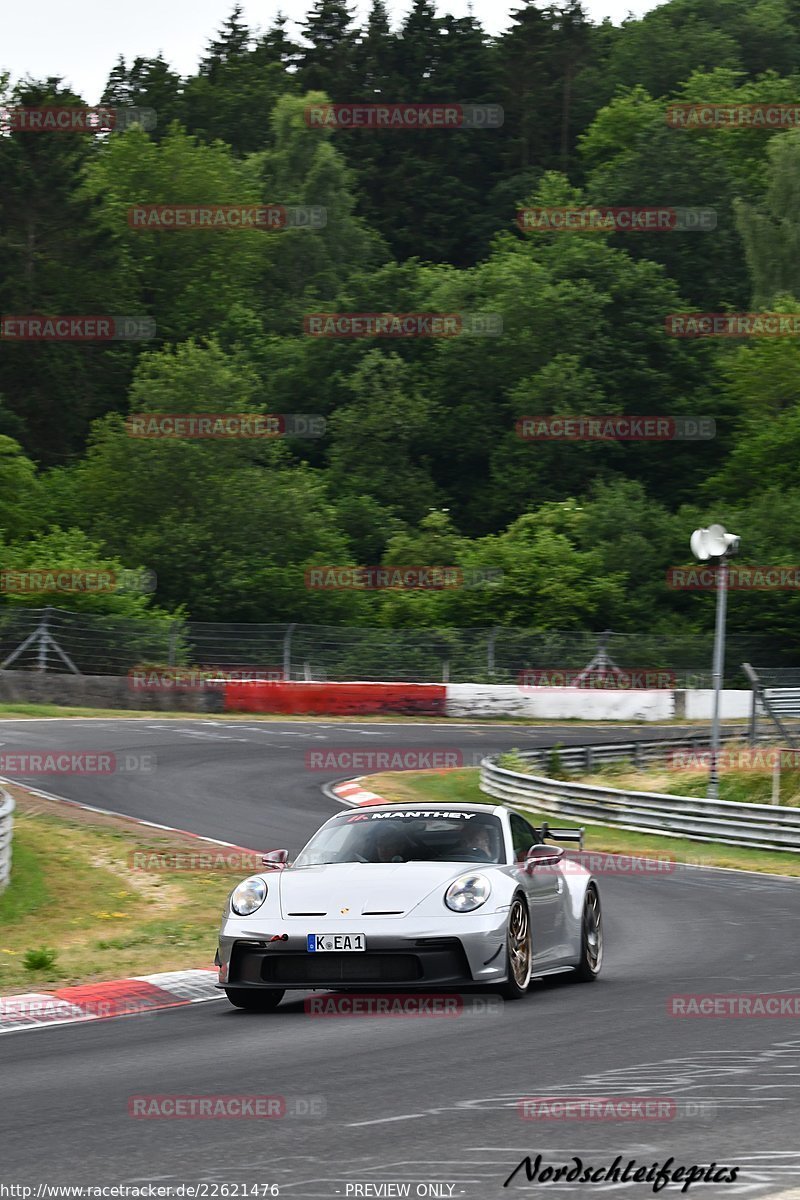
[0,701,751,726]
[0,783,250,993]
[575,755,800,808]
[362,767,800,877]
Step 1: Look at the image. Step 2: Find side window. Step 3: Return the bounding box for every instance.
[510,814,537,863]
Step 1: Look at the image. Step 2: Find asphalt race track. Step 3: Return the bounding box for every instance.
[1,717,799,1198]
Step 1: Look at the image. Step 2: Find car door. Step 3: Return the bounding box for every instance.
[508,813,565,968]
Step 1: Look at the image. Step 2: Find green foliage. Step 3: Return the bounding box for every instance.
[735,130,800,304]
[547,744,568,778]
[2,0,800,651]
[497,749,531,773]
[23,947,58,972]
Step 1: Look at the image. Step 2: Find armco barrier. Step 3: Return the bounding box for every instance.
[223,681,447,716]
[480,747,800,852]
[0,788,14,892]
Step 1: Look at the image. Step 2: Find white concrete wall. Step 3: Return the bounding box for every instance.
[446,684,675,721]
[682,689,751,720]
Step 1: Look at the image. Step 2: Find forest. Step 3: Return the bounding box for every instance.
[2,0,800,656]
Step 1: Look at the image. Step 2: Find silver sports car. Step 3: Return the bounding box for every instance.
[216,802,602,1011]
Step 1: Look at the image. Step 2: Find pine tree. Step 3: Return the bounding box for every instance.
[255,13,301,72]
[397,0,443,94]
[200,5,252,82]
[101,57,132,107]
[0,81,134,463]
[495,0,557,172]
[550,0,593,172]
[353,0,396,98]
[298,0,357,96]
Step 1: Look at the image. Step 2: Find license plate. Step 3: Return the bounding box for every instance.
[307,933,366,953]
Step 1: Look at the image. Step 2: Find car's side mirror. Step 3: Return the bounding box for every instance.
[523,844,564,873]
[261,849,289,870]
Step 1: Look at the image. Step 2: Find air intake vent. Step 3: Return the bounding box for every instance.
[288,911,327,916]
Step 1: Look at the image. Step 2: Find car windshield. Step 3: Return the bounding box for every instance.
[293,810,505,866]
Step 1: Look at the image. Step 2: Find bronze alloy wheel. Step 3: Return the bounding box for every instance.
[501,895,532,998]
[571,885,603,982]
[584,886,603,974]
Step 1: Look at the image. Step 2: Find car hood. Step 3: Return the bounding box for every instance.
[277,862,482,918]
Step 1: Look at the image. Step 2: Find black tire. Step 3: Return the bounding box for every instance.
[499,895,533,999]
[224,988,285,1012]
[573,885,603,982]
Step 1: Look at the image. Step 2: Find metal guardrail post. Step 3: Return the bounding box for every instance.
[283,623,297,682]
[743,662,798,749]
[0,788,15,893]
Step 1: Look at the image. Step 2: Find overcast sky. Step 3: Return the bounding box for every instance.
[3,0,658,105]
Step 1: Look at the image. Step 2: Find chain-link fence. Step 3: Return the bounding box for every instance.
[0,607,793,686]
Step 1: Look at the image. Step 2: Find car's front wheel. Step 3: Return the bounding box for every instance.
[224,988,285,1012]
[499,895,532,999]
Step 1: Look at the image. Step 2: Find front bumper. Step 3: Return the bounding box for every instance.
[217,912,509,991]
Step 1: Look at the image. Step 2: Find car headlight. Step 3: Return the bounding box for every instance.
[230,876,267,916]
[445,873,491,913]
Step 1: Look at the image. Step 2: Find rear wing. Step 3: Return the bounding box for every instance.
[535,821,584,850]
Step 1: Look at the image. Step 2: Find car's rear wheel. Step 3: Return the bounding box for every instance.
[224,988,285,1011]
[499,895,532,999]
[573,885,603,981]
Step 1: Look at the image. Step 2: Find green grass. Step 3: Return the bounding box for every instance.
[0,835,48,924]
[578,751,800,808]
[0,795,248,992]
[0,700,751,726]
[364,767,800,877]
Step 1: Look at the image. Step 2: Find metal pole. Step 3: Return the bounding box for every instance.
[168,621,180,668]
[37,607,51,672]
[283,622,297,681]
[487,627,500,677]
[708,559,728,799]
[749,683,758,746]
